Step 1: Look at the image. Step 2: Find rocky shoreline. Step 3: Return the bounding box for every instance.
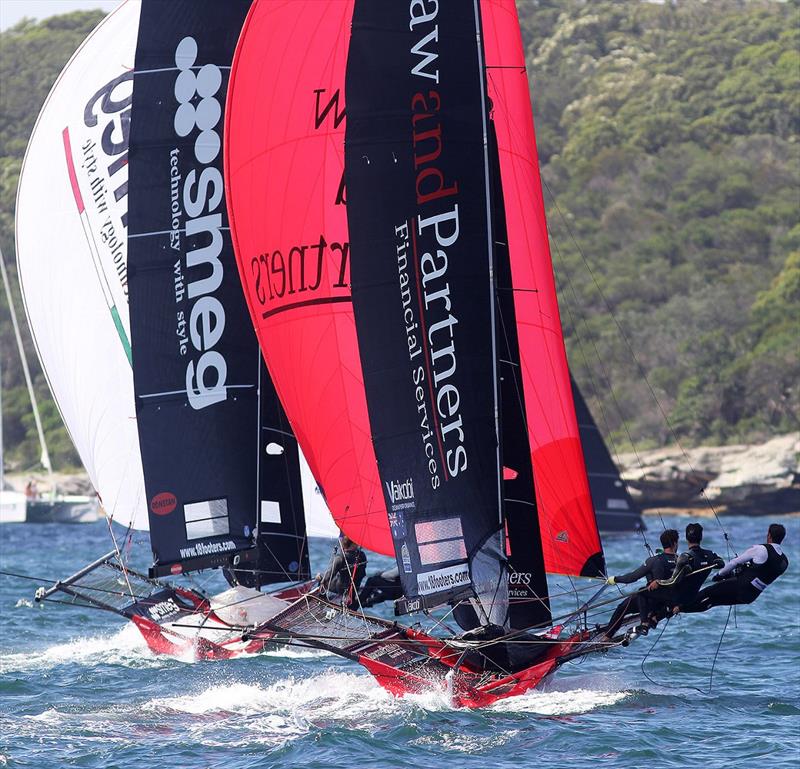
[617,433,799,516]
[6,433,798,518]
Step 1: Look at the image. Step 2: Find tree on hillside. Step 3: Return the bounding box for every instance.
[0,12,102,471]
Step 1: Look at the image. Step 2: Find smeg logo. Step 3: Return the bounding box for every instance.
[173,36,222,164]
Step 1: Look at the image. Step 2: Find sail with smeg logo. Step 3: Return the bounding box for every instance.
[127,0,310,582]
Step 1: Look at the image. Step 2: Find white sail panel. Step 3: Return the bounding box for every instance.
[15,0,147,529]
[300,450,339,540]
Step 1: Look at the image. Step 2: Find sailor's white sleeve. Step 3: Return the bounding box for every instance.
[718,545,767,578]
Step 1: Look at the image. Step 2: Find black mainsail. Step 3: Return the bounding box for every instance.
[345,0,508,623]
[128,0,309,582]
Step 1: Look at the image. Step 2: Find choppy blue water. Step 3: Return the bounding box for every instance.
[1,514,798,768]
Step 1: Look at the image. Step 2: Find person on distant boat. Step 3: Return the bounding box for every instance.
[681,523,788,613]
[358,565,402,608]
[602,529,679,639]
[317,535,367,608]
[668,522,724,612]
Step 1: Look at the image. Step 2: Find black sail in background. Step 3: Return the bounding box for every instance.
[346,0,507,622]
[571,377,644,532]
[128,0,309,582]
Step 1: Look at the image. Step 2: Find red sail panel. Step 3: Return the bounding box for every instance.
[481,0,604,577]
[225,0,392,555]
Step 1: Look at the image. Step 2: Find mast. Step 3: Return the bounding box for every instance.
[0,246,52,484]
[474,0,505,563]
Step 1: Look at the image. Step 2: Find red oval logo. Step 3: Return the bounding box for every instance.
[150,492,177,516]
[170,563,183,575]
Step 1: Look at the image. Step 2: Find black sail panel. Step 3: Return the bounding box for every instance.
[571,376,644,532]
[345,0,507,622]
[128,0,309,582]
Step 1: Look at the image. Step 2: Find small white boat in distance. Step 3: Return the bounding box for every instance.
[0,490,27,523]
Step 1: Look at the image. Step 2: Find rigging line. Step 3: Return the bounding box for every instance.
[547,233,658,551]
[191,624,589,649]
[541,177,734,550]
[38,598,118,611]
[704,604,732,695]
[506,564,552,611]
[0,568,142,595]
[338,490,377,639]
[0,569,153,600]
[105,516,135,601]
[424,600,462,636]
[639,615,672,691]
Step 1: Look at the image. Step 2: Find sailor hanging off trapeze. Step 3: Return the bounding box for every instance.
[669,522,725,611]
[680,523,788,613]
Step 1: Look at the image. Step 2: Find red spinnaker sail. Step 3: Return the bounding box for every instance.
[225,0,392,555]
[481,0,604,577]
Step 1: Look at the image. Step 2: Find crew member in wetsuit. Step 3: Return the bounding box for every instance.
[682,523,788,613]
[358,566,402,608]
[669,522,724,612]
[316,535,367,608]
[602,529,679,639]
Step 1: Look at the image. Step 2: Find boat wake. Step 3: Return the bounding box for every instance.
[8,669,637,756]
[484,671,631,714]
[261,644,333,660]
[0,624,155,674]
[139,672,414,746]
[490,686,630,715]
[144,672,408,719]
[144,669,631,726]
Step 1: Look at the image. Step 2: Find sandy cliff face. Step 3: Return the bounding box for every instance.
[618,433,800,514]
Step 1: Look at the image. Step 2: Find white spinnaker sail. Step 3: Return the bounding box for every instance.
[15,0,338,541]
[15,0,148,530]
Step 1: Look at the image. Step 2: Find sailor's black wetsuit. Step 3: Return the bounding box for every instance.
[682,543,788,613]
[358,566,402,607]
[320,546,367,605]
[670,544,724,608]
[604,551,677,637]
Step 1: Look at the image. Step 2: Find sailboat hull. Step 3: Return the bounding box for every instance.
[25,496,98,524]
[245,592,596,708]
[359,632,585,709]
[129,614,267,661]
[126,582,314,660]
